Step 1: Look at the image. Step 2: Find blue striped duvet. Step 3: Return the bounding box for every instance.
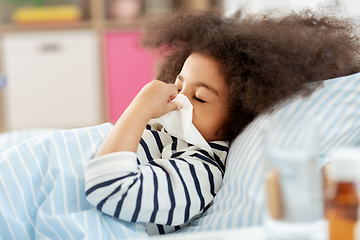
[0,123,147,239]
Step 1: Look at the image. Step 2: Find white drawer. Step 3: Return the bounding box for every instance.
[1,30,103,130]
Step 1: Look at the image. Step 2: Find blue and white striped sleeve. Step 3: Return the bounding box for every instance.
[83,150,224,226]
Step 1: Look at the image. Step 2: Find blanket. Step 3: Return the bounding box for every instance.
[0,123,148,239]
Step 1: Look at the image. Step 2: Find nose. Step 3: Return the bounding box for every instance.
[178,89,191,102]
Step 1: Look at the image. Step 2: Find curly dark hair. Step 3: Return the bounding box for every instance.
[139,9,360,141]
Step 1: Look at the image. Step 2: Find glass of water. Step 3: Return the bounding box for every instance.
[262,119,326,240]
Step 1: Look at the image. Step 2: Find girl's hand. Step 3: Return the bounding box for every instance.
[130,80,181,120]
[94,80,181,157]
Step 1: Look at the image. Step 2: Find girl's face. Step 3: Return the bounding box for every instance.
[175,53,229,142]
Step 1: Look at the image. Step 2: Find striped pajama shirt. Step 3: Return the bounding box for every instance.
[84,124,229,235]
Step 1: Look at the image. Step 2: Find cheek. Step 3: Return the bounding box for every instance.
[192,110,207,132]
[192,108,222,136]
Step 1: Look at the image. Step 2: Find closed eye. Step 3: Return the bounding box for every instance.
[193,95,206,103]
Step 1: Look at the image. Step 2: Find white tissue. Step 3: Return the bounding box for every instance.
[151,94,213,155]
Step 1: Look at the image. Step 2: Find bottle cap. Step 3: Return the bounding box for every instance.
[327,147,360,182]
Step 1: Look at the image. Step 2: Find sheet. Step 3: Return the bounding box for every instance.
[0,123,148,239]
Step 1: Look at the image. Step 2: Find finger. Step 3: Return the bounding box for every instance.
[175,102,182,110]
[168,93,179,102]
[167,85,179,102]
[168,102,182,112]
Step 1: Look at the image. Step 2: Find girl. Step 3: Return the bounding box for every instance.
[85,52,230,235]
[84,8,360,235]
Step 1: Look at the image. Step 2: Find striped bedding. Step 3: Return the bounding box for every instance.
[0,128,60,153]
[0,123,147,239]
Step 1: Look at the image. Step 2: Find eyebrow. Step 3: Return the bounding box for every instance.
[177,75,219,96]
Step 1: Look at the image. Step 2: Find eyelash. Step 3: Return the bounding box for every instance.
[193,95,206,103]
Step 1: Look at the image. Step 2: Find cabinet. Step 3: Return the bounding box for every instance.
[0,0,221,131]
[104,31,155,123]
[1,30,103,130]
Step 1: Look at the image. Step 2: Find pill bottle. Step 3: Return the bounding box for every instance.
[325,148,360,240]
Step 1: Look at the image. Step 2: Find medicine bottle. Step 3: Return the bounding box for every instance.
[325,148,360,240]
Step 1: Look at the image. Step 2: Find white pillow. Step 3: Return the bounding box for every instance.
[180,72,360,232]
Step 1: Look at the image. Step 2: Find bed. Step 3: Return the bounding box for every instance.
[1,72,360,239]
